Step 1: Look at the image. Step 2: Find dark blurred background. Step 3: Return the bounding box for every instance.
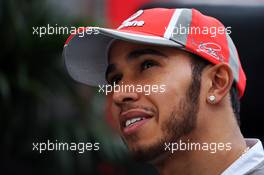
[0,0,263,175]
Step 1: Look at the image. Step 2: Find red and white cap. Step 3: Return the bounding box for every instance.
[63,8,246,98]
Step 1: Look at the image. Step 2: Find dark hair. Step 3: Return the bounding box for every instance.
[189,53,241,125]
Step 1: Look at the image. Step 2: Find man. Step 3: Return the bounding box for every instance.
[63,8,264,175]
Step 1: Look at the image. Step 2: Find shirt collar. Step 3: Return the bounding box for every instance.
[221,138,264,175]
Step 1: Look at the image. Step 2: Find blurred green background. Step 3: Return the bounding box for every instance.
[0,0,157,174]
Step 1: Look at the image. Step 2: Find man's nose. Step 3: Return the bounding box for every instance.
[112,87,139,105]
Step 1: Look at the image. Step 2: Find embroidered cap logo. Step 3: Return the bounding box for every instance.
[118,10,145,29]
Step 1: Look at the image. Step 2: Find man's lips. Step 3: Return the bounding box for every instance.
[120,109,153,135]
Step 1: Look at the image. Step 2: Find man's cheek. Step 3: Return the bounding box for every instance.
[111,105,119,118]
[110,106,121,131]
[104,97,119,132]
[156,105,172,125]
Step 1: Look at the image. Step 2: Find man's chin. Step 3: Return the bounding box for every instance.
[126,140,166,163]
[131,150,167,164]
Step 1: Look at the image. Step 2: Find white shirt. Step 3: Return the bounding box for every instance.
[221,138,264,175]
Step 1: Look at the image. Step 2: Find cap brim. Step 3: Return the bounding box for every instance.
[63,27,183,86]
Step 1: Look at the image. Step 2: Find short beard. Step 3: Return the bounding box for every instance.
[130,68,202,163]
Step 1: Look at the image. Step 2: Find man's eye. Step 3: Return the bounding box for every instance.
[109,75,122,85]
[141,60,157,71]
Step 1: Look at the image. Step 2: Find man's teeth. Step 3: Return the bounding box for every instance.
[125,117,143,127]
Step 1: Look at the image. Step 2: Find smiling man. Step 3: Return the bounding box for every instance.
[63,8,264,175]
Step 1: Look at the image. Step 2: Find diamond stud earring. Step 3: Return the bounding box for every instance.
[208,95,216,104]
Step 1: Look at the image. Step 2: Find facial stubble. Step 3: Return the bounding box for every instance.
[126,72,201,162]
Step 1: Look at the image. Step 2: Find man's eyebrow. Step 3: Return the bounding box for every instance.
[127,48,168,60]
[105,64,116,81]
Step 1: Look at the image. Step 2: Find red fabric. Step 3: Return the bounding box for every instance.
[238,59,247,97]
[186,9,229,64]
[118,8,175,37]
[106,0,153,28]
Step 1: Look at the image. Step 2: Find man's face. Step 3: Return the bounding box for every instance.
[106,40,201,162]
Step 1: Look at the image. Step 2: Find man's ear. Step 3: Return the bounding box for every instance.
[205,63,234,104]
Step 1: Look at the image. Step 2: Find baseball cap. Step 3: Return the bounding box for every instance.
[63,8,246,98]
